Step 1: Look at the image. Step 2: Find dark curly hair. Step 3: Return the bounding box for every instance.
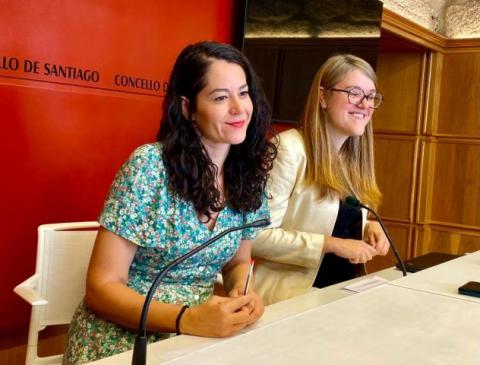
[158,41,277,221]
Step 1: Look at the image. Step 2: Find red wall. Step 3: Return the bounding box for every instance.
[0,0,238,334]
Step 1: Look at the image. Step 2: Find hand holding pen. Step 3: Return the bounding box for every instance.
[226,259,264,324]
[242,259,264,324]
[243,260,255,295]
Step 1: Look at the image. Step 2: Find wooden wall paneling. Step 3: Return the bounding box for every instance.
[374,50,426,133]
[414,225,480,256]
[275,45,326,122]
[245,38,380,124]
[416,51,428,135]
[430,139,480,229]
[0,342,26,365]
[416,138,436,225]
[378,6,480,262]
[423,52,443,135]
[0,325,68,365]
[417,139,480,229]
[241,43,280,113]
[374,134,419,223]
[436,52,480,138]
[366,221,412,272]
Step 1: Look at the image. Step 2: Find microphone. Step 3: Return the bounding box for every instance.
[132,218,271,365]
[345,196,407,277]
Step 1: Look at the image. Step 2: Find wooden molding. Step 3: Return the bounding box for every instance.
[423,221,480,231]
[381,9,446,51]
[382,8,480,53]
[445,38,480,53]
[416,224,480,237]
[423,137,480,145]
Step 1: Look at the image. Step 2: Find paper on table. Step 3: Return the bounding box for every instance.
[342,276,389,293]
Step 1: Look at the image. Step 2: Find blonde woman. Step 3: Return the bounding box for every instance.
[252,54,389,305]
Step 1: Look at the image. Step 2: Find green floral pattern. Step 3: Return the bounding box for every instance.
[63,143,269,364]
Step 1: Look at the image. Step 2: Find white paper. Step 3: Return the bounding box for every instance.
[342,275,388,293]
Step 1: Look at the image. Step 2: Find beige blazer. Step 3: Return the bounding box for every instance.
[252,129,366,305]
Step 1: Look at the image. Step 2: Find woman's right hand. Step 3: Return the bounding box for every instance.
[180,294,254,338]
[324,236,378,264]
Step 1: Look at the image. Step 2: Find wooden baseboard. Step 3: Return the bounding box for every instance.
[0,324,69,365]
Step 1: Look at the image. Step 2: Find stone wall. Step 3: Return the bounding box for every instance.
[381,0,480,38]
[445,0,480,38]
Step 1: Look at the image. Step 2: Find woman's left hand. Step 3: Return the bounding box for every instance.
[228,287,264,325]
[364,221,389,256]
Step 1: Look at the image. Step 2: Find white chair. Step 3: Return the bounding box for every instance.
[14,222,99,365]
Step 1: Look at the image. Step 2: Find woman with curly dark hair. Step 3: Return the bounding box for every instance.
[64,41,277,364]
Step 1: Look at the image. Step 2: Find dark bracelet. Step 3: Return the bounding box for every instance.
[175,305,189,335]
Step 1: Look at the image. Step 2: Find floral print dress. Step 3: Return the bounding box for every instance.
[63,143,269,365]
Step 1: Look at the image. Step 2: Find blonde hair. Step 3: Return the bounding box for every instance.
[300,54,382,209]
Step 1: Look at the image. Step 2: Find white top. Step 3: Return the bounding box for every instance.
[252,129,366,304]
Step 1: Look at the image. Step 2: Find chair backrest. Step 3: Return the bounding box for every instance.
[15,222,99,365]
[35,222,99,326]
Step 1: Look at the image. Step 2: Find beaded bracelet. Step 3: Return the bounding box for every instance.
[175,305,189,335]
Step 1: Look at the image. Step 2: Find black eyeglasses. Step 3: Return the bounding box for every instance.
[330,87,383,109]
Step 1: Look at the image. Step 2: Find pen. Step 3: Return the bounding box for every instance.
[243,260,255,295]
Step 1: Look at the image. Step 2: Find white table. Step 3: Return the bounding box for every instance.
[390,251,480,303]
[162,285,480,365]
[89,252,480,364]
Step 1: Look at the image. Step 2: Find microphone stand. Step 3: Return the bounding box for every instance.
[132,218,270,365]
[346,197,407,277]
